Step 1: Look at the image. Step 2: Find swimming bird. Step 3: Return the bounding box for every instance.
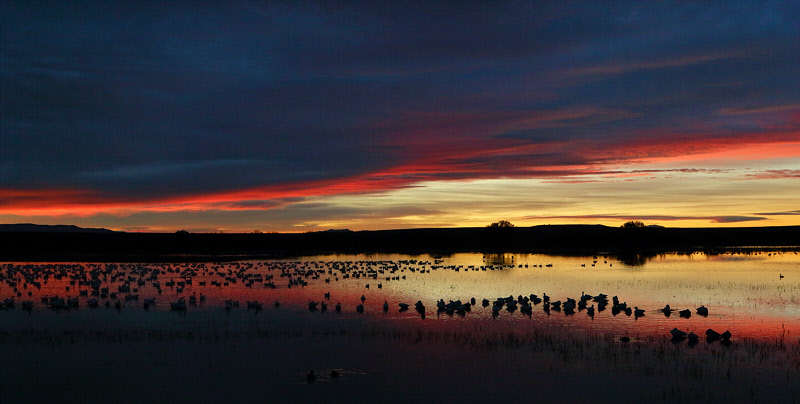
[687,332,699,342]
[586,305,595,317]
[706,329,721,341]
[383,301,389,312]
[398,303,409,310]
[661,304,671,315]
[679,309,691,318]
[143,297,155,309]
[360,294,366,303]
[335,302,341,312]
[356,304,364,313]
[170,297,187,311]
[307,370,315,383]
[634,307,645,317]
[330,370,339,378]
[696,306,708,316]
[721,330,731,340]
[670,328,687,338]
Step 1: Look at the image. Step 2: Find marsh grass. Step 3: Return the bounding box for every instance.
[1,320,798,402]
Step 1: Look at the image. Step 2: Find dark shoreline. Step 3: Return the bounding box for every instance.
[1,224,799,262]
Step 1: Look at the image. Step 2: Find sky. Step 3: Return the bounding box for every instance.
[1,1,799,232]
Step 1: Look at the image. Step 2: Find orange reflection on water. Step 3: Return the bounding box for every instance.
[1,251,798,342]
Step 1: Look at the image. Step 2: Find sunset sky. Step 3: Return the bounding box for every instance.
[2,1,799,232]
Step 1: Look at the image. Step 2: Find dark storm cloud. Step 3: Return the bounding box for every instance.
[2,1,798,208]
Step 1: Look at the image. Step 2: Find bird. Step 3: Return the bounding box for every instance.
[360,294,366,303]
[330,370,339,378]
[670,328,687,338]
[696,306,708,316]
[356,304,364,313]
[335,302,341,312]
[634,307,645,317]
[687,332,699,342]
[307,370,315,383]
[383,301,389,312]
[679,309,691,318]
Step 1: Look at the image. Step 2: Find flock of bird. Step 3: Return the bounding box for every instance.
[0,260,731,344]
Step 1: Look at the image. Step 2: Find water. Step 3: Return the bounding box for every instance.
[2,251,799,403]
[2,251,799,340]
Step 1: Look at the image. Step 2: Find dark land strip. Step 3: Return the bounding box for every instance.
[1,225,798,262]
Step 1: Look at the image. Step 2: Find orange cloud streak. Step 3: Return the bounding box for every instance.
[2,127,799,217]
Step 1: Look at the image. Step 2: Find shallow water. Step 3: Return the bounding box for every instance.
[2,251,799,339]
[2,251,799,402]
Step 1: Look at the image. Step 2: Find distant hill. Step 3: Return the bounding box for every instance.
[0,223,118,233]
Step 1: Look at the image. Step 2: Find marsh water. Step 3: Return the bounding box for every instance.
[2,251,799,402]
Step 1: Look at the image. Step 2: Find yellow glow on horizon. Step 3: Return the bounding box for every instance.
[2,138,798,232]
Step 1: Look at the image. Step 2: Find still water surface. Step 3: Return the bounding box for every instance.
[2,250,798,341]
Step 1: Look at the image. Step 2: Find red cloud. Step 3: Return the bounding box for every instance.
[2,119,798,217]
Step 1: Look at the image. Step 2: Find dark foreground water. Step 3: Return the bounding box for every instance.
[1,251,799,403]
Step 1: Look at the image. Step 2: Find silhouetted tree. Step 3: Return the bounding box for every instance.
[488,220,515,228]
[615,253,654,266]
[621,221,646,228]
[175,229,190,234]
